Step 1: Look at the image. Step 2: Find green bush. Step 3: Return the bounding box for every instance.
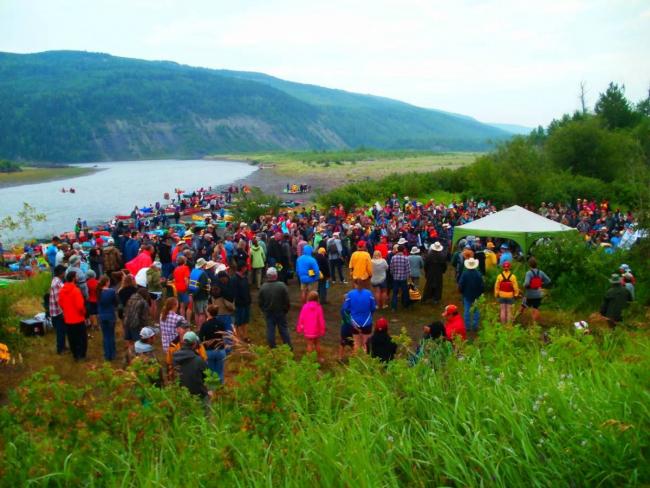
[1,322,648,486]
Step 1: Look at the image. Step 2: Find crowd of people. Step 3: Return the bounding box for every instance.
[23,191,641,398]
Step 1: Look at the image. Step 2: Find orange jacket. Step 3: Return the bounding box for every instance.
[59,282,86,324]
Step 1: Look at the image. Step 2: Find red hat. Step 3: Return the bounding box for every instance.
[375,317,388,331]
[502,261,512,269]
[357,240,366,249]
[442,304,458,317]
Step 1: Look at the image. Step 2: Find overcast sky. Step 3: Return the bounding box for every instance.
[1,0,648,126]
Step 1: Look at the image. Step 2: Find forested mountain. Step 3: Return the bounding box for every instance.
[0,51,510,162]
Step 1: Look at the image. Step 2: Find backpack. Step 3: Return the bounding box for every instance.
[498,272,514,293]
[327,239,339,255]
[188,268,206,295]
[528,270,543,290]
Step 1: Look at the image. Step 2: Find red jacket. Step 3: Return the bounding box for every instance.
[59,282,86,324]
[125,250,153,276]
[445,315,466,341]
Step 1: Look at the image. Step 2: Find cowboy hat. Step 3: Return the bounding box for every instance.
[410,246,420,254]
[431,242,443,252]
[464,258,479,270]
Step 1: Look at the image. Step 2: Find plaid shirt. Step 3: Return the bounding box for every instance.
[49,276,63,317]
[160,311,187,352]
[390,253,411,281]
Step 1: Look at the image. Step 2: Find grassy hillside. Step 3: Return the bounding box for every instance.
[0,51,509,162]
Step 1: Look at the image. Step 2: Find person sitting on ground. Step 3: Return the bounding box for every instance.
[600,273,632,327]
[494,261,519,323]
[338,311,354,361]
[411,320,447,364]
[442,304,467,342]
[173,331,209,399]
[520,257,551,322]
[368,317,397,363]
[134,326,157,358]
[199,305,230,384]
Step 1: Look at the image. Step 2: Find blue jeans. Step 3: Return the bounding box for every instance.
[391,279,410,310]
[52,313,66,353]
[100,319,116,360]
[206,348,227,384]
[265,312,292,349]
[463,297,480,331]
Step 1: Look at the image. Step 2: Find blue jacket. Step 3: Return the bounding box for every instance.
[98,288,118,321]
[124,238,140,263]
[458,269,484,301]
[342,288,376,328]
[296,245,319,284]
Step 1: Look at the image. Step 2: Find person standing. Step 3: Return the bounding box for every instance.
[494,261,519,323]
[327,232,345,283]
[389,245,411,311]
[103,237,123,277]
[296,290,326,361]
[423,242,447,305]
[296,245,320,304]
[370,250,389,310]
[97,275,118,361]
[258,267,292,349]
[315,247,331,304]
[520,257,551,322]
[58,271,87,361]
[189,258,211,328]
[172,255,191,322]
[249,237,266,289]
[342,279,377,353]
[232,263,252,342]
[49,264,67,354]
[408,246,424,289]
[349,240,373,284]
[458,258,484,333]
[123,289,151,363]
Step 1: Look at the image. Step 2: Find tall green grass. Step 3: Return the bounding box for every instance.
[0,272,50,346]
[1,316,647,486]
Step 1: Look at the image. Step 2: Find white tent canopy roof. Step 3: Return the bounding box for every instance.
[453,205,576,253]
[457,205,574,233]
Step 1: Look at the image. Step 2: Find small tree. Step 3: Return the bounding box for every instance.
[0,203,47,243]
[231,188,282,224]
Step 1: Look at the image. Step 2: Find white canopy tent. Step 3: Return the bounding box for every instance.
[453,205,576,254]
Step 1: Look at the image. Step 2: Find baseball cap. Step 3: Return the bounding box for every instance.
[442,304,458,317]
[183,331,200,345]
[375,317,388,331]
[140,327,157,340]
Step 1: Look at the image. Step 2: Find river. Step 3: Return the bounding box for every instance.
[0,159,256,243]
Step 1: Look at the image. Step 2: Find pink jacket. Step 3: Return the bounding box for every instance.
[296,301,326,339]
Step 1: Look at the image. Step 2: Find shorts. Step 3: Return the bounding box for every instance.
[193,299,208,314]
[351,324,372,335]
[300,282,316,292]
[234,306,250,326]
[177,292,190,304]
[498,298,514,305]
[371,280,387,289]
[523,297,542,309]
[340,323,354,347]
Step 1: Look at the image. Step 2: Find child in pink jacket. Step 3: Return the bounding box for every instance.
[296,291,326,360]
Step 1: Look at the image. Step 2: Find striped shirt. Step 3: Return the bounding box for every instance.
[49,276,63,317]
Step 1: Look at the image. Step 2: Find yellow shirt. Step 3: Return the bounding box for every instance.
[494,270,519,299]
[484,250,498,270]
[349,250,373,281]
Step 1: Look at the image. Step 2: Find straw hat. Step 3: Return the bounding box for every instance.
[431,242,443,252]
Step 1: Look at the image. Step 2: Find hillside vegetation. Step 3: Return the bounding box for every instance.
[0,51,508,162]
[320,83,650,213]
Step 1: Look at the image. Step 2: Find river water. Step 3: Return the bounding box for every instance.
[0,159,256,243]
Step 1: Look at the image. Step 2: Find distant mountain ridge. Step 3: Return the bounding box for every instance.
[0,50,510,162]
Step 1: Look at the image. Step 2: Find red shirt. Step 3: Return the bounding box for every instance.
[445,315,467,341]
[87,278,98,303]
[173,265,190,293]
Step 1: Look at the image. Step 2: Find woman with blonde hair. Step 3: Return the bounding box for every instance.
[370,250,389,309]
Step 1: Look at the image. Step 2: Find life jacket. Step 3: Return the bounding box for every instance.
[528,270,543,290]
[499,272,514,293]
[188,268,206,295]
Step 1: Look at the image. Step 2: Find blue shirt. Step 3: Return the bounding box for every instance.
[342,288,377,328]
[98,288,118,321]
